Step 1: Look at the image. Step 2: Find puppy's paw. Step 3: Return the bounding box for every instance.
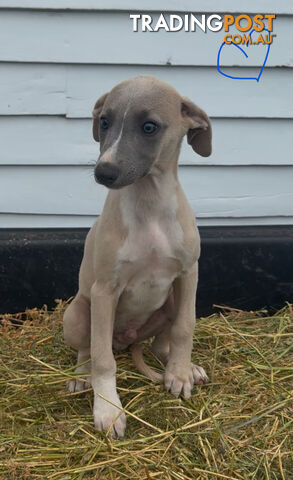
[164,362,209,398]
[93,394,126,438]
[191,363,209,385]
[164,364,194,399]
[67,376,91,393]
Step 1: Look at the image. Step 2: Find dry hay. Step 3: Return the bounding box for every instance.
[0,300,292,480]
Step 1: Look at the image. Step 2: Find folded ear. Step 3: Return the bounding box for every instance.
[181,97,212,157]
[92,92,108,142]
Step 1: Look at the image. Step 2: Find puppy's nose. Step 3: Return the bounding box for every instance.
[94,162,120,187]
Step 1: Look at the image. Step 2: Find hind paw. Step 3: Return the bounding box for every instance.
[191,363,209,385]
[67,376,91,393]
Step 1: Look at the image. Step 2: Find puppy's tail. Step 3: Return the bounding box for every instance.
[130,343,164,383]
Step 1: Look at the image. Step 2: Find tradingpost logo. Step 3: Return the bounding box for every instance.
[130,14,276,81]
[130,13,276,43]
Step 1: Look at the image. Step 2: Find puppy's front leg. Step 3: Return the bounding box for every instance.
[165,262,208,398]
[90,281,126,437]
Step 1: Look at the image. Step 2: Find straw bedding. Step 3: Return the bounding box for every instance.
[1,300,292,480]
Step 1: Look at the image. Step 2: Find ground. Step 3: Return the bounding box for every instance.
[0,300,292,480]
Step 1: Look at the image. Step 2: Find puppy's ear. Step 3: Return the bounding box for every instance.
[181,97,212,157]
[92,93,108,142]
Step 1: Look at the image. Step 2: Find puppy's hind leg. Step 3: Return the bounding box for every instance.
[151,292,174,365]
[151,328,170,366]
[63,294,91,392]
[131,296,173,381]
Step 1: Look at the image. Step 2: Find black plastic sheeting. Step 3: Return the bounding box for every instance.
[0,226,293,316]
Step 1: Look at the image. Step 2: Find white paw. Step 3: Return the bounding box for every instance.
[191,363,209,385]
[67,376,91,393]
[164,363,209,398]
[164,364,194,398]
[93,393,126,438]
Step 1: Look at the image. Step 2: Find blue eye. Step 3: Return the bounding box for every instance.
[142,121,157,135]
[100,117,109,130]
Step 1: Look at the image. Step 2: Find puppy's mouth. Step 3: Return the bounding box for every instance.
[94,164,150,189]
[95,174,135,190]
[94,162,120,188]
[95,176,119,189]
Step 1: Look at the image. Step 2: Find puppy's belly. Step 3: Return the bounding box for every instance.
[113,270,174,351]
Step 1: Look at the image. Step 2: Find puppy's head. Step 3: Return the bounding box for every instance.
[92,76,212,189]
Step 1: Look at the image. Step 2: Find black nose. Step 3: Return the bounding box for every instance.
[94,162,120,187]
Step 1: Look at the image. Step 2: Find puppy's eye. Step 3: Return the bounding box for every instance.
[100,117,109,130]
[142,121,157,135]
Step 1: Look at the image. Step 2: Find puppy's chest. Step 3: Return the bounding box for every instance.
[116,219,181,319]
[117,218,183,277]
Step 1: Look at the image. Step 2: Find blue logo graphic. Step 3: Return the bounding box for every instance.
[217,28,271,82]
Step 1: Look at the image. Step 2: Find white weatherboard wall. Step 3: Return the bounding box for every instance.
[0,2,292,228]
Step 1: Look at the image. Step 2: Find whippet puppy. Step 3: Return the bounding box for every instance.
[63,76,212,437]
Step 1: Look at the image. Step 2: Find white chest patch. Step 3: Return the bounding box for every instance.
[114,176,184,331]
[117,174,183,270]
[121,220,173,262]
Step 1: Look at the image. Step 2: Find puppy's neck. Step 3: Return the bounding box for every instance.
[118,165,179,225]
